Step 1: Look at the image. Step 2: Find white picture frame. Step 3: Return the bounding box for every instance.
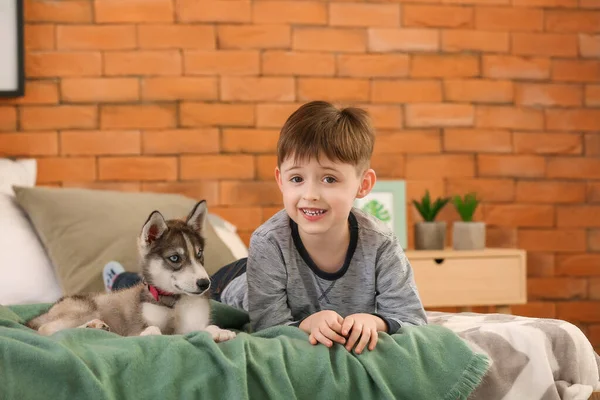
[0,0,24,97]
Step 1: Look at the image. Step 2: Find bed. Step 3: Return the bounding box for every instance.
[1,158,599,399]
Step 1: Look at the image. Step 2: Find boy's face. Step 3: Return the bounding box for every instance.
[275,156,375,237]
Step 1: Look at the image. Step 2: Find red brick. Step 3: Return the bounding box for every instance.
[256,103,303,128]
[513,0,576,5]
[185,51,259,75]
[221,77,295,102]
[25,24,55,51]
[446,178,515,202]
[293,28,366,53]
[101,105,176,129]
[370,155,406,179]
[181,155,255,180]
[218,25,290,49]
[512,33,578,57]
[513,132,582,155]
[476,106,543,130]
[330,3,400,27]
[65,182,141,193]
[477,155,545,178]
[589,280,600,301]
[443,129,512,153]
[585,85,600,106]
[0,81,58,105]
[557,206,600,228]
[262,52,335,76]
[406,155,475,179]
[580,35,600,58]
[99,157,177,182]
[552,60,600,83]
[25,0,92,23]
[515,83,582,107]
[220,181,282,206]
[368,28,439,52]
[36,157,96,183]
[556,254,600,277]
[545,10,600,33]
[482,55,550,80]
[359,105,403,130]
[546,109,600,132]
[142,77,217,101]
[404,5,473,28]
[374,130,441,154]
[586,134,600,157]
[444,80,513,103]
[177,0,251,22]
[516,181,586,204]
[581,0,600,7]
[297,78,369,102]
[256,155,278,180]
[61,78,140,103]
[253,1,326,24]
[0,132,58,156]
[222,129,279,153]
[589,183,600,203]
[180,103,255,127]
[486,226,518,248]
[104,51,182,76]
[547,158,600,179]
[57,25,136,50]
[411,55,479,78]
[406,104,474,127]
[61,131,141,156]
[138,25,215,49]
[406,180,446,204]
[475,7,543,31]
[0,107,17,131]
[20,106,97,130]
[519,229,587,252]
[528,278,587,301]
[557,302,600,323]
[142,129,220,155]
[337,54,409,78]
[210,207,263,231]
[371,80,442,103]
[442,0,509,4]
[141,182,220,206]
[484,204,554,227]
[95,0,174,23]
[26,52,101,77]
[442,30,509,53]
[590,230,600,251]
[526,252,555,278]
[511,302,556,319]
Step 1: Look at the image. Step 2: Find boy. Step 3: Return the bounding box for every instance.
[105,101,427,354]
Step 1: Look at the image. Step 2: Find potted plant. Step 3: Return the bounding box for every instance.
[452,192,485,250]
[412,190,450,250]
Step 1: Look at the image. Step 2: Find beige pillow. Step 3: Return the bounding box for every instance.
[13,186,239,296]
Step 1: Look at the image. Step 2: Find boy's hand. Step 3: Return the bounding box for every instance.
[299,310,346,348]
[341,314,386,354]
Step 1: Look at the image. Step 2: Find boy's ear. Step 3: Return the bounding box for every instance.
[356,169,376,199]
[275,166,283,192]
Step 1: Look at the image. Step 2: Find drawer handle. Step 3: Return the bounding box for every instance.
[434,258,445,265]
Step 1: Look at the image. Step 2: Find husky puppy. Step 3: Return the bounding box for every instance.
[26,200,236,342]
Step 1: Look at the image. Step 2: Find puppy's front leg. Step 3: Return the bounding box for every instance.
[204,325,236,342]
[79,319,111,332]
[140,326,162,336]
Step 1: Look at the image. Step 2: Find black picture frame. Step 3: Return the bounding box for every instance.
[0,0,25,98]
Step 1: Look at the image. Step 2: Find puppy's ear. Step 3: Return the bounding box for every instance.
[186,200,207,236]
[140,211,168,247]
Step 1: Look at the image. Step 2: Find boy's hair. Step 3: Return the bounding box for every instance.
[277,101,375,171]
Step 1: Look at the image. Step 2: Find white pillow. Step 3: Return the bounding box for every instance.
[0,159,62,305]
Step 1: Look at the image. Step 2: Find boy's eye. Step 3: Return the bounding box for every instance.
[168,255,181,263]
[323,176,336,184]
[290,176,303,183]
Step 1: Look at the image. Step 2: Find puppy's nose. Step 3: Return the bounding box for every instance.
[196,279,210,292]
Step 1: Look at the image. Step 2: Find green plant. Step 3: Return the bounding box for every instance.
[452,193,480,222]
[412,190,450,222]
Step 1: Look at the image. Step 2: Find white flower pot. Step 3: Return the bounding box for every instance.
[452,222,486,250]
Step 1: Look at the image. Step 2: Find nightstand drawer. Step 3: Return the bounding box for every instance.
[405,249,527,308]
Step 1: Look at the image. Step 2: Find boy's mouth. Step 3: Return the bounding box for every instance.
[300,208,327,217]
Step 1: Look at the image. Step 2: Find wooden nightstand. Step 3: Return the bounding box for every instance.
[405,248,527,314]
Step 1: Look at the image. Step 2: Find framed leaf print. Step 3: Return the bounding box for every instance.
[0,0,24,97]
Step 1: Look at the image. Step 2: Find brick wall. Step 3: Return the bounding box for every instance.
[1,0,599,346]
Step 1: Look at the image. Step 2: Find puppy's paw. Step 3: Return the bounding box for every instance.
[140,326,162,336]
[80,319,110,332]
[205,325,236,342]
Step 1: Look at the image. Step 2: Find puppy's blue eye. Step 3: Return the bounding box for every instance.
[168,255,180,263]
[196,250,203,258]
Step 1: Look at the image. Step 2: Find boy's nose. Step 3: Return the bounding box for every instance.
[302,185,320,201]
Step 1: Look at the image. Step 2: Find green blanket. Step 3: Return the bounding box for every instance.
[0,302,489,400]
